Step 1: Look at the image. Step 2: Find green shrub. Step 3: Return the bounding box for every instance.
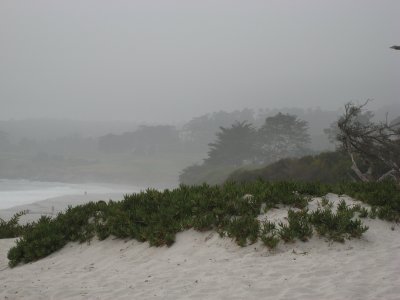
[7,216,66,267]
[333,181,400,222]
[260,221,279,249]
[286,210,313,242]
[358,207,369,218]
[309,201,368,243]
[276,210,313,243]
[0,211,31,239]
[277,222,296,243]
[7,180,397,267]
[225,216,260,247]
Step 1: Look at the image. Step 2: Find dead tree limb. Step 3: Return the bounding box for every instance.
[336,102,400,183]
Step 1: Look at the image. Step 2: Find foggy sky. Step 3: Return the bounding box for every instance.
[1,0,399,123]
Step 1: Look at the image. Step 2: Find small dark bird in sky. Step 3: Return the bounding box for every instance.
[390,45,400,50]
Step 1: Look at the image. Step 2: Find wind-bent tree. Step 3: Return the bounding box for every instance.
[336,101,400,182]
[205,121,257,166]
[179,120,257,185]
[257,113,311,164]
[181,109,255,152]
[324,110,374,146]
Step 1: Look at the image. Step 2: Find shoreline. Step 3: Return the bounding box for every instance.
[0,179,177,213]
[0,174,179,190]
[0,192,128,223]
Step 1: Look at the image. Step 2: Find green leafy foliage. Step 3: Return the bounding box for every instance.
[224,215,260,247]
[332,181,400,222]
[0,211,32,239]
[5,181,398,267]
[284,210,313,242]
[7,216,66,267]
[309,200,369,242]
[276,211,311,243]
[358,207,369,218]
[260,221,279,249]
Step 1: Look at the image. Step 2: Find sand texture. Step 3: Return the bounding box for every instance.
[1,194,400,299]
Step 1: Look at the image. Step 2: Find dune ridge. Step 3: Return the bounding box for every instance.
[1,194,399,299]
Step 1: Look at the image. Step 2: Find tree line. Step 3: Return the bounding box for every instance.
[180,102,400,185]
[180,112,313,184]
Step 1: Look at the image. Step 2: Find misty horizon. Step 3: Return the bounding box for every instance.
[0,2,399,296]
[1,0,399,123]
[1,0,399,187]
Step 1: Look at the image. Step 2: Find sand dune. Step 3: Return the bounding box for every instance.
[1,195,400,299]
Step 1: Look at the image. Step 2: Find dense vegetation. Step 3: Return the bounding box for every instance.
[2,180,399,268]
[181,103,400,186]
[228,151,353,184]
[182,151,354,186]
[0,211,32,239]
[180,113,314,185]
[0,108,338,185]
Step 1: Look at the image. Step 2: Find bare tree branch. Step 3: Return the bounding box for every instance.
[350,153,370,182]
[336,102,400,183]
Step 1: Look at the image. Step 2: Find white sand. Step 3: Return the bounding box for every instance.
[1,194,400,299]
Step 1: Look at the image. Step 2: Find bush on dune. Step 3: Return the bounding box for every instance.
[309,200,369,242]
[0,211,32,239]
[2,180,399,267]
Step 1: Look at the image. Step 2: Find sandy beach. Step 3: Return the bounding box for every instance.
[1,194,400,299]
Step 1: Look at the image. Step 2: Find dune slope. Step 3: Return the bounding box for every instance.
[1,195,399,299]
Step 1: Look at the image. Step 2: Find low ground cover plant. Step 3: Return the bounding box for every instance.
[0,211,32,239]
[309,200,369,242]
[1,180,398,267]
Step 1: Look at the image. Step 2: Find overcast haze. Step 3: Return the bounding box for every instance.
[1,0,399,123]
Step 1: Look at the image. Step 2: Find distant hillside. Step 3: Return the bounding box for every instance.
[227,151,353,184]
[0,119,139,142]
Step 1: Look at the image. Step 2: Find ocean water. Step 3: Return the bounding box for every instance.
[0,179,138,209]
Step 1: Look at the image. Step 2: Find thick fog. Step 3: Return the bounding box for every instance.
[1,1,400,188]
[1,0,399,123]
